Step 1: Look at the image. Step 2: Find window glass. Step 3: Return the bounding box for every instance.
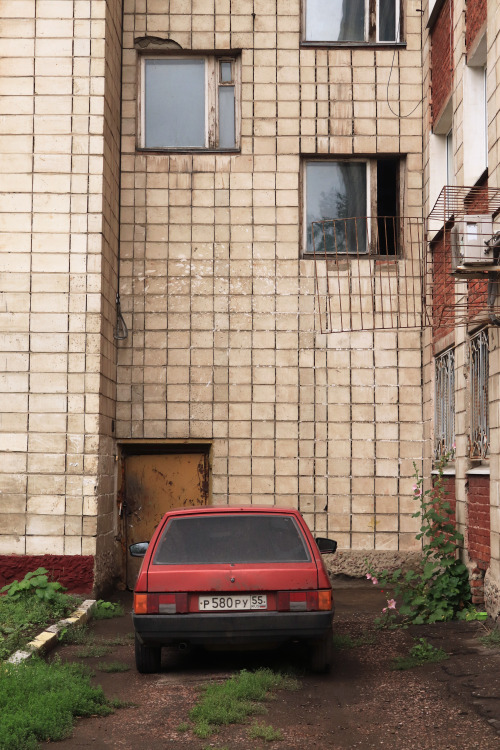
[306,161,367,254]
[218,86,236,149]
[144,58,206,148]
[305,0,365,42]
[378,0,397,41]
[220,61,233,83]
[446,130,453,186]
[153,515,311,564]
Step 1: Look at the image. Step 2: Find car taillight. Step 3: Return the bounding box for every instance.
[277,590,332,612]
[133,593,188,614]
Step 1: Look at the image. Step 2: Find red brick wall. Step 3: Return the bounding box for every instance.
[0,555,94,594]
[466,0,486,53]
[431,0,454,125]
[432,231,455,345]
[466,182,489,319]
[467,476,491,566]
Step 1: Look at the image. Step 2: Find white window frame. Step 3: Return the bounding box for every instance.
[376,0,400,43]
[303,0,400,44]
[139,54,240,151]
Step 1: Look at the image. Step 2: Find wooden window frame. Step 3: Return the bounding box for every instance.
[138,53,241,152]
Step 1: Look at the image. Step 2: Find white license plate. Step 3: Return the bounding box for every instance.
[199,594,267,611]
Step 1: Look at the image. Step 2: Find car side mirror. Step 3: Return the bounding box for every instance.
[315,537,337,554]
[129,542,149,557]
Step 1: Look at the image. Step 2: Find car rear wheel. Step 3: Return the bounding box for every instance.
[309,632,333,673]
[135,634,162,673]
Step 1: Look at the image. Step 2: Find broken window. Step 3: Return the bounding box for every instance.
[434,347,455,459]
[304,158,400,255]
[469,328,489,459]
[304,0,400,44]
[141,55,239,150]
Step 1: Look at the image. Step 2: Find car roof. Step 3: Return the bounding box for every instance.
[162,506,303,519]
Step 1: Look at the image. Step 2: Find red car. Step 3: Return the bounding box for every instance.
[130,506,337,673]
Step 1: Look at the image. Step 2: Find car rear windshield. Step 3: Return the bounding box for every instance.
[152,514,311,565]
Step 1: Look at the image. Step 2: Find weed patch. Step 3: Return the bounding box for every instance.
[249,721,283,741]
[76,643,112,659]
[0,657,115,750]
[93,600,124,619]
[479,628,500,647]
[392,637,448,670]
[98,661,130,673]
[188,668,299,738]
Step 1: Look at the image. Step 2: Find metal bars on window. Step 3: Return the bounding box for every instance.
[434,348,455,459]
[469,328,489,459]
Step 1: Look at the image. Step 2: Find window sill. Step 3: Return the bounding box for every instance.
[300,41,406,49]
[466,465,490,476]
[137,147,241,155]
[431,467,455,476]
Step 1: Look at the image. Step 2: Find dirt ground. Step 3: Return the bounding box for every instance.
[42,581,500,750]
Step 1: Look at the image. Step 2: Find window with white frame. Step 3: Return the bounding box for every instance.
[141,55,240,150]
[434,347,455,459]
[304,158,400,255]
[469,328,489,459]
[304,0,401,44]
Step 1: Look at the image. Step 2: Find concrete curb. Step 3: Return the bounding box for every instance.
[6,599,96,665]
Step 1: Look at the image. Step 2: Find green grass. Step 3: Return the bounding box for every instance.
[59,625,90,645]
[177,722,190,732]
[0,593,81,660]
[479,628,500,647]
[0,657,115,750]
[392,637,448,671]
[188,668,299,738]
[76,643,112,659]
[92,600,124,620]
[248,721,283,741]
[98,661,130,673]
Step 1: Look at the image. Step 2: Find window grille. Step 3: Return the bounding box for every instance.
[434,348,455,459]
[469,328,489,459]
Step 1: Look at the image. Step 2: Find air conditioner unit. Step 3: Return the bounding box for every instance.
[450,215,495,272]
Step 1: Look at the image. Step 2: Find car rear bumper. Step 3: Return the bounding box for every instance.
[133,610,334,647]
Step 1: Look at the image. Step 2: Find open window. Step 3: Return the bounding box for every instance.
[304,0,401,44]
[304,157,401,256]
[141,55,240,151]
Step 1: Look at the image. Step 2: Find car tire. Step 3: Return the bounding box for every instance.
[135,634,162,673]
[309,632,333,674]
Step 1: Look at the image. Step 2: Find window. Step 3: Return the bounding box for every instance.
[153,515,310,565]
[469,328,489,459]
[434,348,455,459]
[141,55,239,150]
[304,0,400,44]
[304,158,400,255]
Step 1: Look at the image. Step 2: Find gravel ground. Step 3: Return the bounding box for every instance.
[42,582,500,750]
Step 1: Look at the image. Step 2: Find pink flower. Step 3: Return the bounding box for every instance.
[371,577,378,585]
[413,485,421,496]
[366,573,372,580]
[387,599,396,609]
[382,607,387,613]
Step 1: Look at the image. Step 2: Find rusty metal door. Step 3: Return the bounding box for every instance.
[123,451,209,589]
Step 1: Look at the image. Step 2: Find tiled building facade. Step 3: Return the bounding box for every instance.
[2,0,499,608]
